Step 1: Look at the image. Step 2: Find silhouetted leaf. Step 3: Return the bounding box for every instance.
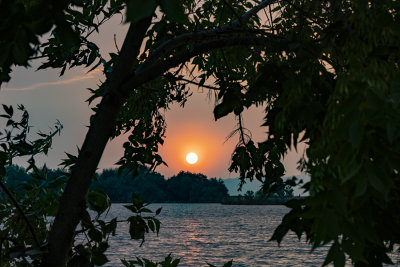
[159,0,187,23]
[156,207,162,215]
[323,241,345,267]
[2,105,13,116]
[87,188,110,215]
[223,260,233,267]
[92,253,108,265]
[126,0,156,23]
[88,228,102,243]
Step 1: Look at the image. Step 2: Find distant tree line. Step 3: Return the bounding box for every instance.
[4,165,229,203]
[221,186,295,205]
[92,168,229,203]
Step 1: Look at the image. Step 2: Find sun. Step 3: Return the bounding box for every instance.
[186,152,198,164]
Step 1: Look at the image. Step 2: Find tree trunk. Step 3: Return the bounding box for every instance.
[43,17,153,266]
[42,3,275,265]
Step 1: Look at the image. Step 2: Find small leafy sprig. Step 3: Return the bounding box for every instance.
[121,253,180,267]
[0,105,64,265]
[0,104,62,171]
[124,193,162,246]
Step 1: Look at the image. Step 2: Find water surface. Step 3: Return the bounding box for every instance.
[102,203,399,266]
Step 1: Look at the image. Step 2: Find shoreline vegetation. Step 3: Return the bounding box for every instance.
[220,196,303,205]
[4,165,296,205]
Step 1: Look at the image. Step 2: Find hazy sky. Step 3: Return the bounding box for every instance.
[0,16,304,179]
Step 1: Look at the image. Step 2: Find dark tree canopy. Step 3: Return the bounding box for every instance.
[5,165,229,203]
[92,169,229,203]
[0,0,400,266]
[165,171,229,203]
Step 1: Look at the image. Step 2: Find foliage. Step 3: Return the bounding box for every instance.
[1,0,400,266]
[69,192,162,266]
[124,194,162,246]
[121,254,232,267]
[221,186,295,205]
[0,108,162,266]
[121,254,180,267]
[166,171,229,203]
[269,185,294,199]
[68,168,228,203]
[91,167,168,203]
[208,260,233,267]
[244,190,255,200]
[0,105,64,265]
[246,2,400,267]
[0,0,127,83]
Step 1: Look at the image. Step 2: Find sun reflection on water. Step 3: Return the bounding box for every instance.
[99,204,394,267]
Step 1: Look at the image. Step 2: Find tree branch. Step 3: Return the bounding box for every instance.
[122,35,289,94]
[0,181,41,249]
[164,75,221,91]
[43,15,154,267]
[238,114,247,145]
[136,0,279,73]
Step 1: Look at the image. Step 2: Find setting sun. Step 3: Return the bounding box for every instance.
[186,152,198,164]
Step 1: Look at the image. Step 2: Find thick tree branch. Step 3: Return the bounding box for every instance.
[122,35,289,94]
[137,0,279,73]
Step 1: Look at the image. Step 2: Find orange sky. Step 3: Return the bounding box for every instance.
[160,123,226,176]
[157,96,246,178]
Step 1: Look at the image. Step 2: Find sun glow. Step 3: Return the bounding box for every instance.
[157,122,234,176]
[186,152,198,164]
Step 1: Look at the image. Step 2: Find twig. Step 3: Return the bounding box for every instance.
[164,75,221,90]
[84,16,111,39]
[202,0,215,17]
[220,48,231,76]
[224,115,252,144]
[114,34,120,53]
[74,219,129,235]
[27,55,47,61]
[173,62,185,76]
[281,0,325,27]
[238,114,247,144]
[0,181,42,249]
[269,4,274,30]
[83,230,93,245]
[218,1,225,26]
[221,0,242,24]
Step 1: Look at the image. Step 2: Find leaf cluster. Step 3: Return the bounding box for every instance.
[3,0,400,266]
[0,107,166,266]
[233,1,400,266]
[0,107,64,266]
[121,253,180,267]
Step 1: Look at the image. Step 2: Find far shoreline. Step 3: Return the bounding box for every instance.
[109,197,305,205]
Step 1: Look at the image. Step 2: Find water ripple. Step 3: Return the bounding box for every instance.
[100,204,399,267]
